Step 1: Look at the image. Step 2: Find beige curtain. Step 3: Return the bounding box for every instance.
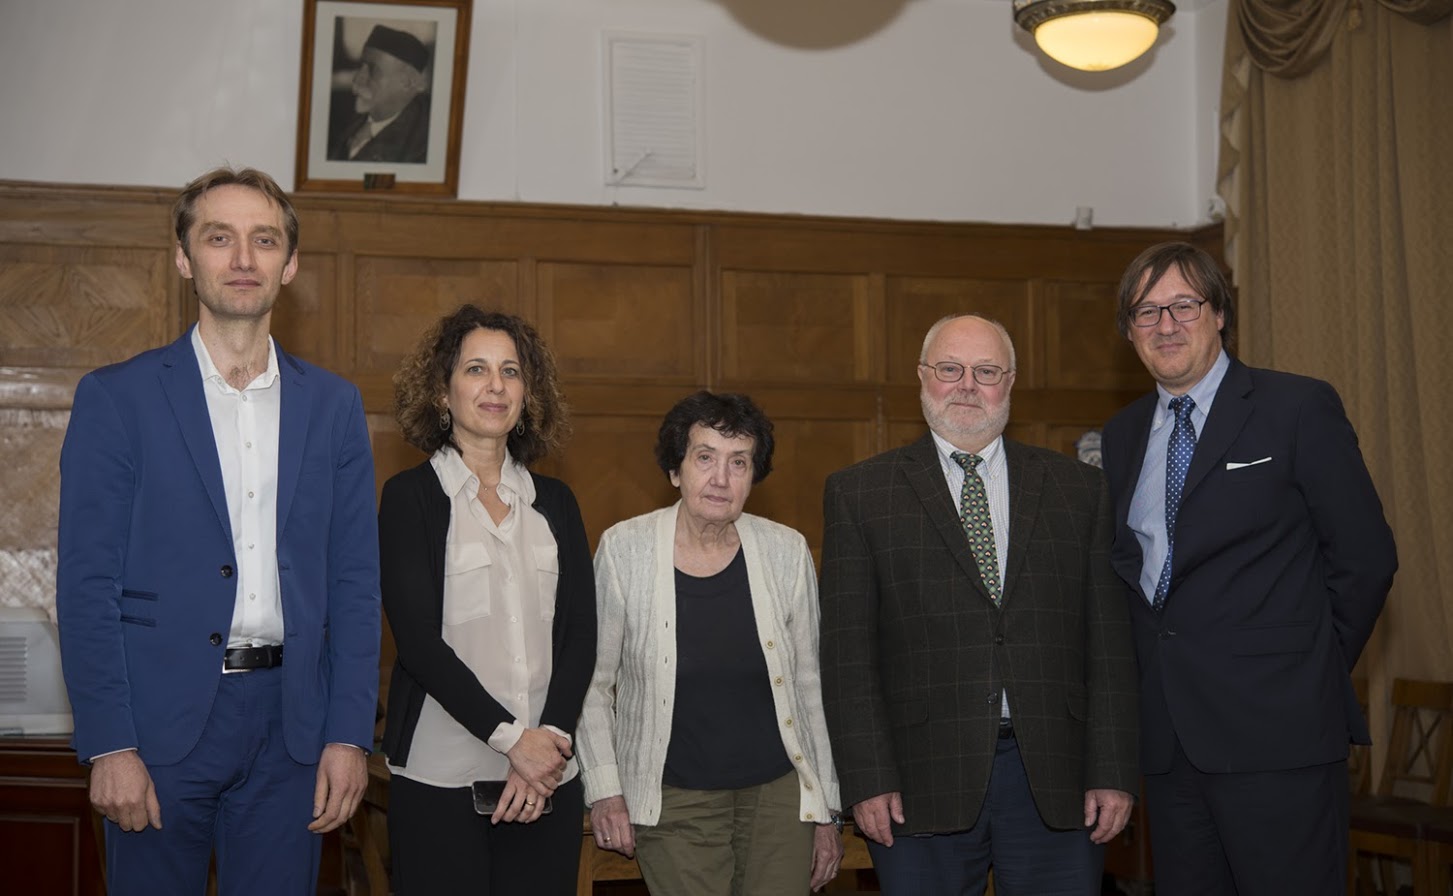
[1218,0,1453,751]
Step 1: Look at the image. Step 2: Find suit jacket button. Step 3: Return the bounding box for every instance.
[220,565,234,578]
[994,635,1005,645]
[209,632,223,646]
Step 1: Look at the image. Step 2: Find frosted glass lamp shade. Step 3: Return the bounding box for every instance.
[1013,0,1176,72]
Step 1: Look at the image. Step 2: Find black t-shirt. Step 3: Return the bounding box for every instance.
[662,548,794,790]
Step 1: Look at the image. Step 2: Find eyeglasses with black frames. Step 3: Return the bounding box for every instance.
[919,362,1011,386]
[1129,298,1208,328]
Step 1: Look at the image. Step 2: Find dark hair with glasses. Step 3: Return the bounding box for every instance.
[1115,242,1236,350]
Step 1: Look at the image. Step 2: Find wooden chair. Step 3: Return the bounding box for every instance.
[1348,678,1453,896]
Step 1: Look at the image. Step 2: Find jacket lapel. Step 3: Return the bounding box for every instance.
[1000,440,1043,607]
[1181,358,1253,501]
[275,344,308,537]
[900,435,994,604]
[159,329,232,539]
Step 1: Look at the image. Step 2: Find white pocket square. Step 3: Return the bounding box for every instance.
[1226,457,1273,470]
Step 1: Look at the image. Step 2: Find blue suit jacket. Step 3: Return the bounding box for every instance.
[1102,358,1396,775]
[57,328,381,767]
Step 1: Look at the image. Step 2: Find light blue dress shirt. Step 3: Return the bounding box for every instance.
[1128,349,1230,604]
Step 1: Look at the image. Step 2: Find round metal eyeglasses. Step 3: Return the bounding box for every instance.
[919,362,1011,386]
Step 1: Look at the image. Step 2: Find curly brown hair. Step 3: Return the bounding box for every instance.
[393,306,570,464]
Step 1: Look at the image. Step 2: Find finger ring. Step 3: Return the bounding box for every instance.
[525,798,536,806]
[604,834,611,842]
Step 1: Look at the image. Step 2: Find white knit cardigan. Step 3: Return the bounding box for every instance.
[576,502,841,826]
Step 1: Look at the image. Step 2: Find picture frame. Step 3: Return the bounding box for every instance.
[295,0,471,195]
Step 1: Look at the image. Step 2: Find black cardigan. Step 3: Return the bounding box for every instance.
[378,459,597,767]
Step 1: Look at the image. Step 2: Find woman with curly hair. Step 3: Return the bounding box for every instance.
[378,305,596,895]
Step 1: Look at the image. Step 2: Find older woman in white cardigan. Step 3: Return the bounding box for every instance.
[577,391,844,894]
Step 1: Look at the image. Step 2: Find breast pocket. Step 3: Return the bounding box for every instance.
[534,545,560,622]
[443,541,493,625]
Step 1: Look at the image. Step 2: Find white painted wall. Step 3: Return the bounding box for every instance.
[0,0,1225,228]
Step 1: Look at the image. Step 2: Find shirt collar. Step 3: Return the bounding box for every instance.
[191,325,279,392]
[931,429,1005,473]
[1153,348,1230,429]
[431,445,536,505]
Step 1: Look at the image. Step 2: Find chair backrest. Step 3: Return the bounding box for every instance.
[1378,678,1453,805]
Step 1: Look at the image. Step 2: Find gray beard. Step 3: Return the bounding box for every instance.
[921,394,1011,448]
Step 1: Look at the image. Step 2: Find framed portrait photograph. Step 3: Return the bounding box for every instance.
[295,0,471,195]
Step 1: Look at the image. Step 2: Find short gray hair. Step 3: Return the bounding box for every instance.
[919,314,1017,371]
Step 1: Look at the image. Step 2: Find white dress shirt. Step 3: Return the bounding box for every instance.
[390,446,576,788]
[931,430,1012,718]
[191,326,283,649]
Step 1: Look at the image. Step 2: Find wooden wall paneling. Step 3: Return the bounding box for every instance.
[720,270,873,384]
[269,255,338,369]
[0,244,173,370]
[1042,279,1153,392]
[748,416,877,556]
[538,262,699,382]
[884,276,1035,386]
[354,256,522,376]
[540,412,681,548]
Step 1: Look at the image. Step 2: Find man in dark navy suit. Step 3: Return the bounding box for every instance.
[1101,241,1397,895]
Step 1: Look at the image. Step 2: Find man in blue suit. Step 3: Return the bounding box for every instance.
[56,166,382,895]
[1101,242,1396,894]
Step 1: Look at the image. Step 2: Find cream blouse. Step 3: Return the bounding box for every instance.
[388,446,577,788]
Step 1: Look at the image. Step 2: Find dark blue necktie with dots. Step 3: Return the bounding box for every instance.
[1153,395,1197,609]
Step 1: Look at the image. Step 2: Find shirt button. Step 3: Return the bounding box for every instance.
[245,441,252,449]
[514,657,522,664]
[510,616,518,623]
[248,593,256,601]
[247,490,255,499]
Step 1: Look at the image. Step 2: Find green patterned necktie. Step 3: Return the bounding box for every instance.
[952,451,1001,604]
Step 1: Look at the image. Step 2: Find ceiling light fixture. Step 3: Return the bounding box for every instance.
[1013,0,1176,72]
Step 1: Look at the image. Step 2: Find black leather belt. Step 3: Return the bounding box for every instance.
[223,644,283,672]
[998,721,1015,739]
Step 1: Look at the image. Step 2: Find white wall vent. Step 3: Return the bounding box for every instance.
[603,32,704,189]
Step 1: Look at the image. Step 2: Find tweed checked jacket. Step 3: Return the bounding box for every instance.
[819,434,1138,833]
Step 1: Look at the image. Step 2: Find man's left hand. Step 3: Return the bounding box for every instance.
[1083,788,1134,844]
[309,744,367,833]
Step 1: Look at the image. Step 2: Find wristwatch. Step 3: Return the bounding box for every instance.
[829,811,844,834]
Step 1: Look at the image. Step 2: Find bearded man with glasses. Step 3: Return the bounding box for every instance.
[1101,241,1396,895]
[819,314,1139,895]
